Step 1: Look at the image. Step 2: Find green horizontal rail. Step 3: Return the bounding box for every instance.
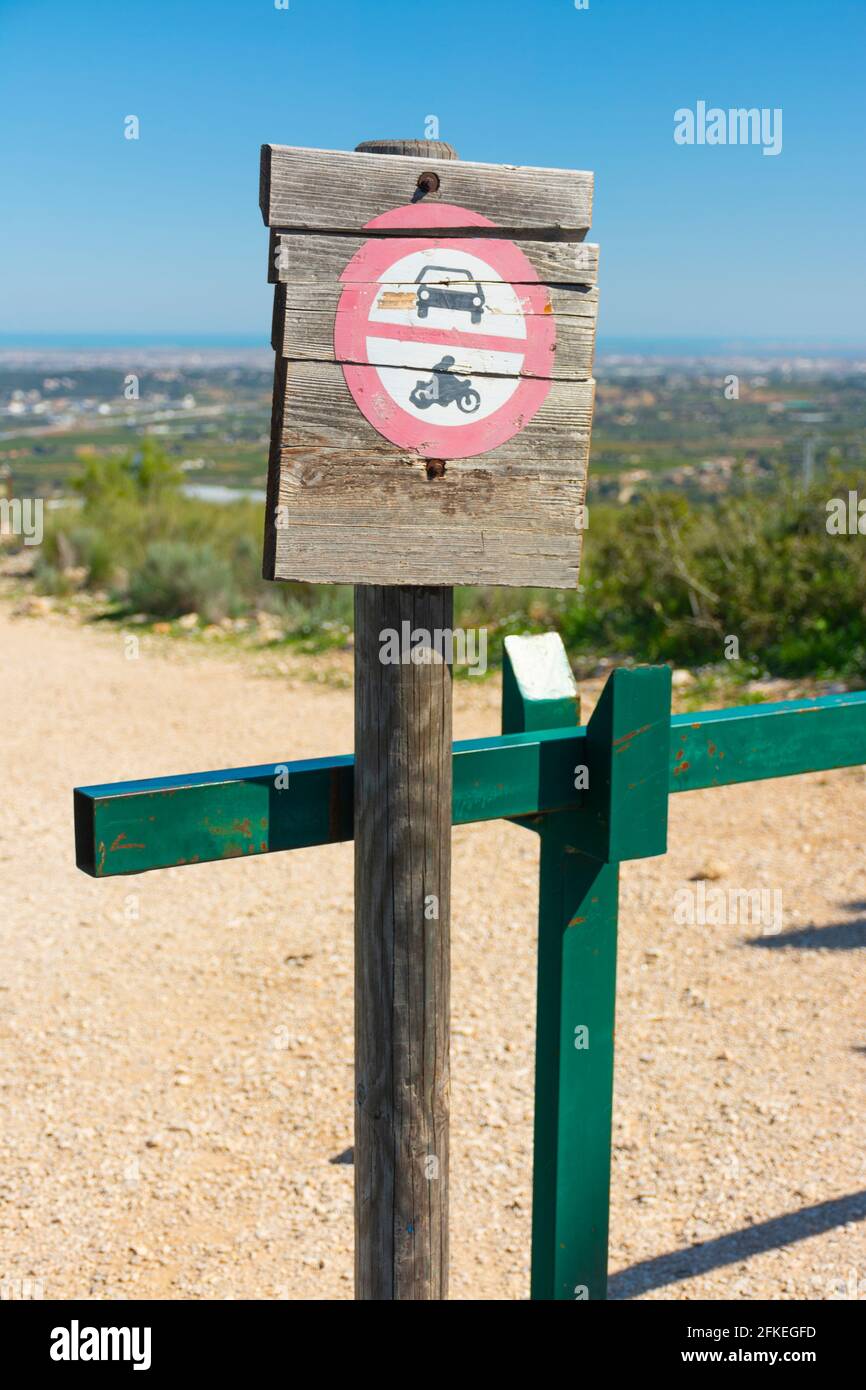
[669,690,866,791]
[74,690,866,878]
[74,730,583,877]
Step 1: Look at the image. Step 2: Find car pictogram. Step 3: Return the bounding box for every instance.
[415,266,486,324]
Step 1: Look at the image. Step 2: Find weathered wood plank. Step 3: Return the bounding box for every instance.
[274,360,595,459]
[270,521,585,588]
[268,231,599,286]
[265,449,588,587]
[264,364,594,584]
[272,537,585,589]
[273,281,598,322]
[271,282,598,380]
[266,275,596,573]
[260,145,593,233]
[276,451,588,516]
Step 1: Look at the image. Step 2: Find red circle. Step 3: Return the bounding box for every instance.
[334,203,555,459]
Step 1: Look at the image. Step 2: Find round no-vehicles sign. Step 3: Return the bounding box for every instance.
[334,203,555,459]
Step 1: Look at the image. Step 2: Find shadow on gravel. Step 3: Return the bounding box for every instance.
[747,917,866,950]
[608,1190,866,1299]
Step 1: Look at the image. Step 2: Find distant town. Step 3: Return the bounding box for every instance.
[1,345,864,506]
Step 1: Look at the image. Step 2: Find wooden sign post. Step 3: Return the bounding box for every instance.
[259,137,598,1299]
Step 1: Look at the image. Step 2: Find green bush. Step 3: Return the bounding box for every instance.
[127,541,238,623]
[35,441,866,679]
[560,480,866,677]
[33,562,75,597]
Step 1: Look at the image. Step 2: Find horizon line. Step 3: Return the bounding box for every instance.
[1,332,865,356]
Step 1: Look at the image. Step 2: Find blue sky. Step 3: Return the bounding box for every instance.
[2,0,864,343]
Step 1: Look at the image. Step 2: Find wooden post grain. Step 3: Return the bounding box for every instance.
[354,585,453,1300]
[353,139,458,1301]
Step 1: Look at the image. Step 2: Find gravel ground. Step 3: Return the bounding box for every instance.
[0,606,864,1301]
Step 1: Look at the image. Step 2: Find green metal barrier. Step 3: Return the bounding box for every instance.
[73,635,866,1298]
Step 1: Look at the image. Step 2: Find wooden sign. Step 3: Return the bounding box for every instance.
[260,144,599,586]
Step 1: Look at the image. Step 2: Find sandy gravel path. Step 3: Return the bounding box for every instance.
[0,607,863,1300]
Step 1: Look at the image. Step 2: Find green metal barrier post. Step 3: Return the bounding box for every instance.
[502,639,671,1299]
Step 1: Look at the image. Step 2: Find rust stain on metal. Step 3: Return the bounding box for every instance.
[567,915,586,927]
[673,760,690,776]
[707,740,717,757]
[109,832,145,853]
[207,818,252,838]
[613,722,652,752]
[97,841,106,875]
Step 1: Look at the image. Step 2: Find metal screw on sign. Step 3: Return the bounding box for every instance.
[413,170,441,200]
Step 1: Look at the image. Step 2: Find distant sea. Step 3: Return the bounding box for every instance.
[598,336,866,360]
[0,333,270,350]
[0,333,863,361]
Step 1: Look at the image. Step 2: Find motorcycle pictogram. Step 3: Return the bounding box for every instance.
[409,356,482,414]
